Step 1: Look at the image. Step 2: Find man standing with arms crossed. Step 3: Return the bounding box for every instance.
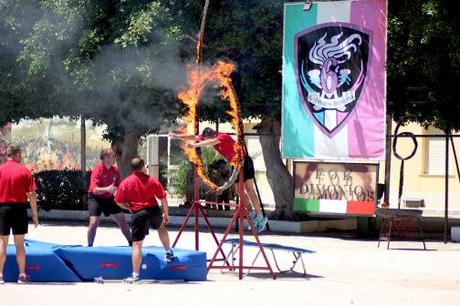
[0,145,39,284]
[87,148,131,247]
[115,157,174,283]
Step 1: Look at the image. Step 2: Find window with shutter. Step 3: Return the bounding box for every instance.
[427,138,453,175]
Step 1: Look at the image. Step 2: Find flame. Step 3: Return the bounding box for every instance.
[214,61,245,168]
[176,60,245,190]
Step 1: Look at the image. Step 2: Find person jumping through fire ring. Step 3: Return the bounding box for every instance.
[87,148,132,247]
[0,145,39,284]
[170,127,268,232]
[115,157,174,284]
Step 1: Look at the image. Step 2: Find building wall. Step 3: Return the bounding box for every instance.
[382,121,460,212]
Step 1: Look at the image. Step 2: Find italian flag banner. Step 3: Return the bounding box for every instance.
[282,0,387,160]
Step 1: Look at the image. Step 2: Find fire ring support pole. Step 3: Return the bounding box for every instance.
[238,170,245,280]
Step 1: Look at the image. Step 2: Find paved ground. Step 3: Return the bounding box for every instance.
[1,222,460,306]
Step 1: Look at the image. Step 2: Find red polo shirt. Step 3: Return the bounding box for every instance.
[88,163,121,198]
[200,132,236,162]
[0,160,36,203]
[115,172,166,213]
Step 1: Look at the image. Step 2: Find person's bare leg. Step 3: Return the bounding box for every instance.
[236,187,252,211]
[87,216,100,246]
[245,179,262,213]
[131,240,143,274]
[0,236,8,276]
[157,225,170,250]
[111,213,132,244]
[13,235,25,275]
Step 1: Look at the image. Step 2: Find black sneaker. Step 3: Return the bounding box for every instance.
[165,250,175,263]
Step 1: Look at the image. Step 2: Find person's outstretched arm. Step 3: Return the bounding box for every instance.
[169,132,199,141]
[188,138,220,148]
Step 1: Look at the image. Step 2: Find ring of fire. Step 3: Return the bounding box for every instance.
[177,61,245,190]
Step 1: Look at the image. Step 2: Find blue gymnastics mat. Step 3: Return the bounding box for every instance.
[56,246,207,281]
[4,244,81,282]
[4,240,207,282]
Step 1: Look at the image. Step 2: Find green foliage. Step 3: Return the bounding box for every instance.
[0,0,186,138]
[387,0,460,131]
[169,147,223,199]
[34,169,90,211]
[180,0,283,121]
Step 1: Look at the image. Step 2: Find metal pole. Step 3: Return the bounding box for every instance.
[238,170,245,280]
[449,136,460,184]
[80,115,87,205]
[444,130,449,244]
[384,116,392,204]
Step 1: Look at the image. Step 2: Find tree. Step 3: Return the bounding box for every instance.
[1,0,187,177]
[0,0,65,124]
[387,0,460,132]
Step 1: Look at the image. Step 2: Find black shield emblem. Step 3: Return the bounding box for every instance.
[296,23,370,136]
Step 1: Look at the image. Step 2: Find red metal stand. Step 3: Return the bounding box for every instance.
[172,165,231,265]
[207,172,275,279]
[172,147,274,279]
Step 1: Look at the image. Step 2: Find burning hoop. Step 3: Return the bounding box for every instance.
[177,61,245,191]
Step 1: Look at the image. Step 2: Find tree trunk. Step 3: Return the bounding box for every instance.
[258,115,294,220]
[113,130,139,179]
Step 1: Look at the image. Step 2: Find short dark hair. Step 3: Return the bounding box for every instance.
[202,127,217,138]
[6,145,21,157]
[100,148,113,160]
[131,157,145,171]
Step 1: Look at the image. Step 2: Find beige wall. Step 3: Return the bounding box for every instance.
[380,121,460,211]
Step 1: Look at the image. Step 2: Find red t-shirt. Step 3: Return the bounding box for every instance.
[200,132,236,162]
[88,163,121,198]
[115,172,167,213]
[0,160,36,203]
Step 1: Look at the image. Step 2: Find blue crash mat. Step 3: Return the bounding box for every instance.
[56,245,207,281]
[4,244,81,282]
[4,240,207,282]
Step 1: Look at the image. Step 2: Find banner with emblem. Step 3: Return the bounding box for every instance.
[282,0,387,160]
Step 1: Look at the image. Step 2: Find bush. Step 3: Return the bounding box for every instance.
[34,170,90,211]
[169,147,234,200]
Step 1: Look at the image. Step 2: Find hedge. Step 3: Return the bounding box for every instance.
[34,170,90,211]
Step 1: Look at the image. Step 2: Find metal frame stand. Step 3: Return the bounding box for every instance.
[173,169,275,279]
[172,166,230,267]
[225,242,308,276]
[377,209,426,250]
[207,172,275,279]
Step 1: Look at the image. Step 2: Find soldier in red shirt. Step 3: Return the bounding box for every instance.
[0,145,39,284]
[87,149,131,247]
[170,127,268,232]
[115,157,173,284]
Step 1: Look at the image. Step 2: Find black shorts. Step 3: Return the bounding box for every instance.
[243,155,255,181]
[88,194,122,217]
[131,206,163,242]
[0,204,28,236]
